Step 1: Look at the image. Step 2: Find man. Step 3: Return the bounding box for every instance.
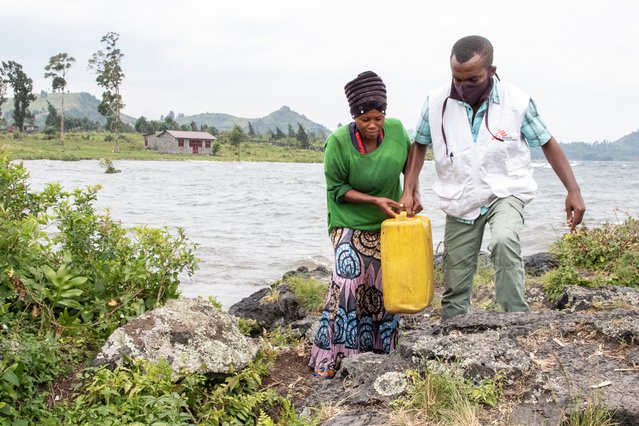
[400,35,585,320]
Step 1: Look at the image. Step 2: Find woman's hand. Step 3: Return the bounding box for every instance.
[374,197,405,218]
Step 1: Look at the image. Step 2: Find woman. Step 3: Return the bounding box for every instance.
[309,71,420,378]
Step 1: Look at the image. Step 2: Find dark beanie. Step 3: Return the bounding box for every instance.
[344,71,387,118]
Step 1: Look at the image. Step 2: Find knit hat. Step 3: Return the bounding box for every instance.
[344,71,387,118]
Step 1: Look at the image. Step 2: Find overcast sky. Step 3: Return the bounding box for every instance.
[2,0,637,143]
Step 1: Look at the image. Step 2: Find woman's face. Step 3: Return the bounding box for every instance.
[354,109,385,140]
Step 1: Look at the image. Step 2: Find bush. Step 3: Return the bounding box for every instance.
[0,153,199,422]
[544,216,639,299]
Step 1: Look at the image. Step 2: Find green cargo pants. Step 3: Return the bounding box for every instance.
[441,196,529,320]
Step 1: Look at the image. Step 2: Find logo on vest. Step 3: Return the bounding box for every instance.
[492,129,518,142]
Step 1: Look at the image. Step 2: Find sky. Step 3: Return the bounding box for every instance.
[2,0,638,143]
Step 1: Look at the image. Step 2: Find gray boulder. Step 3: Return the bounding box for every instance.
[229,266,331,332]
[94,297,258,376]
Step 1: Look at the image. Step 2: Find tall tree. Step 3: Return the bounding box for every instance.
[1,61,37,132]
[44,52,75,145]
[287,123,295,138]
[247,121,256,137]
[229,124,247,162]
[88,32,125,152]
[0,67,7,124]
[296,123,309,148]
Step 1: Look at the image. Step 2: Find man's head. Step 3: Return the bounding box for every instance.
[450,35,494,68]
[449,35,496,107]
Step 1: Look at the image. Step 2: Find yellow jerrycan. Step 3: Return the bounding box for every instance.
[380,211,434,313]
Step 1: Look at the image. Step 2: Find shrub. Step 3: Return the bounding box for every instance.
[285,276,327,314]
[544,216,639,299]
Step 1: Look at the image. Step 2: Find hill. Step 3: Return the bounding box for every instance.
[1,92,137,127]
[530,129,639,161]
[176,106,331,138]
[1,93,331,138]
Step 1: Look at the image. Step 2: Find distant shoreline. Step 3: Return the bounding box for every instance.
[1,131,324,163]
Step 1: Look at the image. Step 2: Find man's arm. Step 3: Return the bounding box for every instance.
[541,137,586,231]
[400,142,427,216]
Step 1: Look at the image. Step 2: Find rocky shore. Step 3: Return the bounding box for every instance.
[96,253,639,425]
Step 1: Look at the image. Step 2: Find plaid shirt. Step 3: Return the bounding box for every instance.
[413,78,551,147]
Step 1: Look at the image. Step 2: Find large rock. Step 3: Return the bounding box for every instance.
[229,266,330,332]
[94,298,258,376]
[399,308,639,425]
[554,284,639,311]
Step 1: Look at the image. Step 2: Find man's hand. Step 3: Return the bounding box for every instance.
[565,189,586,231]
[399,190,423,217]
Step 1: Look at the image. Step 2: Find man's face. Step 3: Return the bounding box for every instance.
[450,53,494,86]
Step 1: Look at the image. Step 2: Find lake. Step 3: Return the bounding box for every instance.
[22,159,639,308]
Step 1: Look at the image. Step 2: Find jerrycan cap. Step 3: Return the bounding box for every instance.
[395,211,409,220]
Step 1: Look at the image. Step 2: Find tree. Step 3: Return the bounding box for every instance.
[274,127,285,140]
[1,61,37,132]
[44,52,75,145]
[45,101,59,129]
[135,116,153,134]
[0,67,7,122]
[88,32,125,152]
[287,123,295,138]
[247,121,256,137]
[228,124,247,161]
[190,120,198,131]
[296,123,310,148]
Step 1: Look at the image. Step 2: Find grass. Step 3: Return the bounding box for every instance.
[0,131,324,163]
[389,368,494,425]
[284,276,328,314]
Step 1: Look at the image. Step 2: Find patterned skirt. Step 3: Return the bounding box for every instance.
[308,227,400,378]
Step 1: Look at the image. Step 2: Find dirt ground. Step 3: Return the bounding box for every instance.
[261,346,316,410]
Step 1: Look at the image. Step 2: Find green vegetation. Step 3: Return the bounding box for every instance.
[285,276,328,314]
[0,153,318,425]
[389,366,503,425]
[0,131,324,163]
[544,215,639,301]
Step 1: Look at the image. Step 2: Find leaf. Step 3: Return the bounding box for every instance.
[42,264,57,282]
[2,367,20,386]
[60,289,83,298]
[68,276,88,286]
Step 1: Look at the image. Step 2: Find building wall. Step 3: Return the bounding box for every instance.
[146,133,213,155]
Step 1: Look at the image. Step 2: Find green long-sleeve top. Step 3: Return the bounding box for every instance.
[324,117,410,233]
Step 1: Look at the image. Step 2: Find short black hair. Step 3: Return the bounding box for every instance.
[451,35,493,68]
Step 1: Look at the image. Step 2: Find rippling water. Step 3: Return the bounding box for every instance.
[22,159,639,307]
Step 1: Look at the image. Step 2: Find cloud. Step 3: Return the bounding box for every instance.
[1,0,638,142]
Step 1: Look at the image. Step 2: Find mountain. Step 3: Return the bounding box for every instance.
[1,92,331,138]
[1,92,137,127]
[529,129,639,161]
[176,106,331,138]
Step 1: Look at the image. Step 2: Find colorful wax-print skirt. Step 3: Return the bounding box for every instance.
[309,227,400,378]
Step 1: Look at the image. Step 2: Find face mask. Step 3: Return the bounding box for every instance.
[452,76,493,106]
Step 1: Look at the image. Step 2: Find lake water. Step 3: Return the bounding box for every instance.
[21,159,639,308]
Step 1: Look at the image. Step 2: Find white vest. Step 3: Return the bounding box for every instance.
[428,80,538,220]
